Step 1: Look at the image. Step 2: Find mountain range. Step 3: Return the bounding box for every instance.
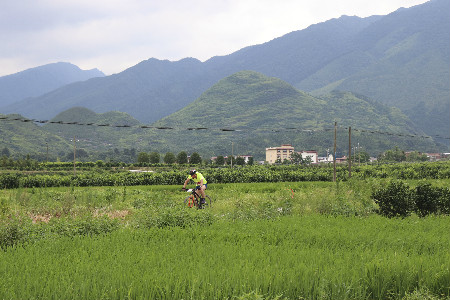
[0,62,104,107]
[149,71,437,159]
[0,71,439,160]
[0,0,448,160]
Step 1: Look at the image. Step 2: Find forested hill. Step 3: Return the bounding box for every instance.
[155,71,414,132]
[0,71,439,160]
[150,71,437,159]
[0,113,72,157]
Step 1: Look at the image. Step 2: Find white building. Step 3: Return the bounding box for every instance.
[298,150,318,164]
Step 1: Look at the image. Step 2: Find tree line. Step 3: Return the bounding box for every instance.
[136,151,254,166]
[0,147,256,170]
[0,145,437,169]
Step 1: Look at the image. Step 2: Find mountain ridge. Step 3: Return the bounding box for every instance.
[2,71,439,160]
[0,62,104,107]
[149,71,437,159]
[0,0,448,142]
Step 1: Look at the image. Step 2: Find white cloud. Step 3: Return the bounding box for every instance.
[0,0,429,76]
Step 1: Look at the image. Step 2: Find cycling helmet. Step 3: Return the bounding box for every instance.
[189,169,197,176]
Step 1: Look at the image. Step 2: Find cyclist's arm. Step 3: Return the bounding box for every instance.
[182,178,190,189]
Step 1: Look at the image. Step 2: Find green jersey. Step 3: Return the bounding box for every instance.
[187,172,207,185]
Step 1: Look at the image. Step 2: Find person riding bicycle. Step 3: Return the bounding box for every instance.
[182,169,207,205]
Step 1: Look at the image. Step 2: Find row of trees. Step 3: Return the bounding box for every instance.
[377,147,429,163]
[137,151,192,164]
[1,147,139,164]
[136,151,254,166]
[0,146,437,168]
[276,152,313,165]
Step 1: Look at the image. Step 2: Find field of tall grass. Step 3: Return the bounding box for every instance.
[1,180,380,219]
[1,179,449,299]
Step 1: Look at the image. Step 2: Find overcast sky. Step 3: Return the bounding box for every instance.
[0,0,429,77]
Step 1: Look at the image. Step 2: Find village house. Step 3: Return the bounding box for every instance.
[265,144,294,164]
[318,154,334,163]
[265,145,320,164]
[426,153,441,161]
[298,150,318,164]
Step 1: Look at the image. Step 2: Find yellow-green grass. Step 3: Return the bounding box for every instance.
[1,215,449,300]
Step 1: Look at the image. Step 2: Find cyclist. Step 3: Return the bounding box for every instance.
[182,169,207,205]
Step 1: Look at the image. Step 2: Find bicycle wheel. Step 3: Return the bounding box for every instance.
[202,195,212,208]
[184,195,196,208]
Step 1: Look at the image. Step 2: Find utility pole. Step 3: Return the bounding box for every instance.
[333,122,337,182]
[73,137,76,176]
[348,127,351,178]
[231,142,234,168]
[46,142,48,163]
[358,142,360,165]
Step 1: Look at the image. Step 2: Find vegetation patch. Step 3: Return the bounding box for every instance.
[1,175,449,299]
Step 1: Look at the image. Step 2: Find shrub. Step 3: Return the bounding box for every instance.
[372,181,450,218]
[0,173,21,189]
[438,187,450,215]
[414,182,440,217]
[0,216,33,249]
[371,181,414,218]
[132,206,214,229]
[48,215,120,237]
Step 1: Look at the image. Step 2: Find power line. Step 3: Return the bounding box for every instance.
[1,115,449,140]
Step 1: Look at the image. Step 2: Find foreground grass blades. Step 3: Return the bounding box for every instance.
[0,215,449,300]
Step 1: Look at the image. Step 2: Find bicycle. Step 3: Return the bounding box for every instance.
[182,187,212,209]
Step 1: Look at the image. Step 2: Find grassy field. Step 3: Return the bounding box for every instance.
[1,180,449,299]
[1,180,381,219]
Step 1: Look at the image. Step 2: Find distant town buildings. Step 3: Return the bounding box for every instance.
[265,144,319,164]
[265,144,294,164]
[239,155,253,164]
[299,150,318,164]
[318,155,334,163]
[210,145,449,165]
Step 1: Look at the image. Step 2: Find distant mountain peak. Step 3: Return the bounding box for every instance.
[0,62,105,108]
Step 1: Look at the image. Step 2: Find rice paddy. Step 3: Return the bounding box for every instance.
[1,180,449,299]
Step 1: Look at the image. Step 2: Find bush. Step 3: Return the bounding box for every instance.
[371,181,414,218]
[48,215,120,237]
[0,173,21,189]
[437,187,450,215]
[372,181,450,218]
[0,216,33,249]
[0,215,120,249]
[414,182,440,217]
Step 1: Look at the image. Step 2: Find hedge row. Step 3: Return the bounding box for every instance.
[0,167,335,189]
[1,162,450,189]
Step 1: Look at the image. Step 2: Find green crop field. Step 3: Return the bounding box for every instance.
[1,179,449,300]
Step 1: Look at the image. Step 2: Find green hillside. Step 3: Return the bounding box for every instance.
[1,72,441,161]
[154,71,326,129]
[150,71,439,159]
[0,114,72,158]
[43,107,142,152]
[298,0,450,138]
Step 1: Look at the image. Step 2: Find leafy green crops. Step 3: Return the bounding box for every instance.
[2,161,450,189]
[0,216,449,300]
